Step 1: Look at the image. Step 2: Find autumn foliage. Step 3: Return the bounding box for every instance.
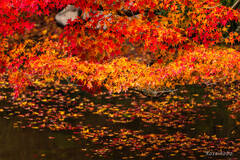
[0,0,240,97]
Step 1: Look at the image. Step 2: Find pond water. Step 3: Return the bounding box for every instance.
[0,82,240,159]
[0,118,93,160]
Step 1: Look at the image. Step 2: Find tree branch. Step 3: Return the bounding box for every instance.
[232,0,240,9]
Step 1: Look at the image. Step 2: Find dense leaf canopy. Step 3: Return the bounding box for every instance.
[0,0,240,97]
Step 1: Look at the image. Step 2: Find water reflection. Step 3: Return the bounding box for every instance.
[0,118,92,160]
[0,83,239,159]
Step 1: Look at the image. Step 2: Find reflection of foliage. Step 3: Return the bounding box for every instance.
[0,78,240,159]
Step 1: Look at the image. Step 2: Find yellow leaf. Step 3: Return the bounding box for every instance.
[236,121,240,125]
[59,111,65,115]
[222,27,227,32]
[42,29,48,35]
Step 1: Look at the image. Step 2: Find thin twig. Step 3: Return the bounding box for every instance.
[204,4,222,9]
[232,0,240,9]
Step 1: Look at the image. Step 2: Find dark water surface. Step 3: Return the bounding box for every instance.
[0,82,240,160]
[0,118,92,160]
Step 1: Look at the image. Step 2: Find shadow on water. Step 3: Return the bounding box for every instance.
[177,84,237,138]
[0,82,240,159]
[0,118,94,160]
